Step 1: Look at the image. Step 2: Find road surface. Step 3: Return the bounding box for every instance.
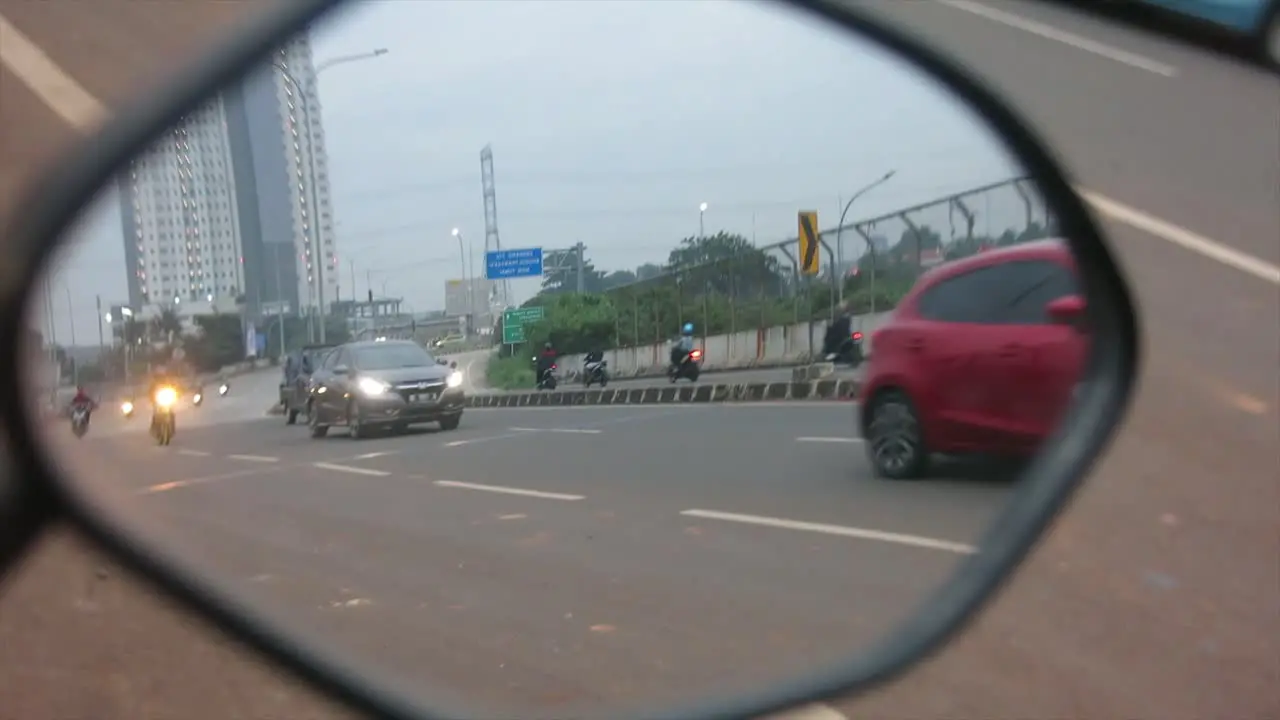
[49,402,1011,717]
[0,3,1276,720]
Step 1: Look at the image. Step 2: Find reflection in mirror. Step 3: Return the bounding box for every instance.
[25,0,1083,716]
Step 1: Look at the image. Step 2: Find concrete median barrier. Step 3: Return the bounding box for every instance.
[464,379,859,408]
[263,378,857,416]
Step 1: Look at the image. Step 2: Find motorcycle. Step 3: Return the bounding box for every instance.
[824,330,865,366]
[70,405,91,438]
[583,358,609,387]
[537,365,559,390]
[668,348,703,383]
[150,385,178,446]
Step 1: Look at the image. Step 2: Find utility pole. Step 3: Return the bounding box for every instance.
[575,241,585,294]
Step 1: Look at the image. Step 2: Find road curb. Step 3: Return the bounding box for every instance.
[465,380,859,408]
[262,379,858,416]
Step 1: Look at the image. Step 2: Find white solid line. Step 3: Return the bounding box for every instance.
[227,454,278,463]
[0,12,109,130]
[313,462,390,477]
[509,427,603,434]
[1080,189,1280,285]
[434,480,584,501]
[680,509,978,554]
[139,467,285,495]
[761,703,849,720]
[796,436,863,443]
[938,0,1178,77]
[178,449,211,456]
[351,451,396,459]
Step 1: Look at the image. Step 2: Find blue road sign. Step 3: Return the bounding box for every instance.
[486,247,543,279]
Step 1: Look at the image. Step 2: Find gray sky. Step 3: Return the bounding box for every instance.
[45,0,1032,345]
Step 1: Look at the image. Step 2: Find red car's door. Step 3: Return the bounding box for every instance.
[990,259,1086,449]
[908,264,1017,452]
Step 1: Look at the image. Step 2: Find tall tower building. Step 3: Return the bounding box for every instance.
[118,96,246,314]
[226,35,337,321]
[119,34,337,324]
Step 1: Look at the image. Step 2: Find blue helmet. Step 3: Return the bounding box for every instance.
[682,323,694,335]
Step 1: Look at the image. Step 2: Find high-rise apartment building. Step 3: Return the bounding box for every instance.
[118,35,337,323]
[118,96,245,313]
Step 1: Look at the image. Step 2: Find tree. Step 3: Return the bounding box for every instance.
[150,308,183,343]
[520,293,618,355]
[665,231,784,298]
[540,247,608,294]
[635,263,664,281]
[186,314,243,371]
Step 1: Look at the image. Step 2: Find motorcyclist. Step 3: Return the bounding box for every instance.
[147,364,182,434]
[583,347,605,378]
[70,385,94,409]
[69,385,96,422]
[670,323,696,368]
[823,303,855,360]
[535,342,558,381]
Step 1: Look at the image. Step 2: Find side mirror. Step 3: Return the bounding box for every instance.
[332,365,349,375]
[1047,294,1087,326]
[450,361,458,369]
[437,358,447,365]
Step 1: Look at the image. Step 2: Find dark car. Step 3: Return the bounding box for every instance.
[305,340,464,439]
[279,343,337,424]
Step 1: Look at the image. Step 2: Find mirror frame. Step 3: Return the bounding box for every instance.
[0,1,1140,718]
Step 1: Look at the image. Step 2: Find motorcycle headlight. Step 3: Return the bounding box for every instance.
[357,376,389,396]
[120,401,133,414]
[446,371,463,388]
[155,387,178,408]
[193,393,203,403]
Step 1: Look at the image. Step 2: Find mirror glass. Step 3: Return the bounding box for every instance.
[25,0,1083,715]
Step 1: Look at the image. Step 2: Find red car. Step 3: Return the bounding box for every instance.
[858,239,1089,479]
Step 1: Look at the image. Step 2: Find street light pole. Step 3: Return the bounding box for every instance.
[835,170,897,310]
[273,48,388,345]
[698,201,708,238]
[452,228,472,336]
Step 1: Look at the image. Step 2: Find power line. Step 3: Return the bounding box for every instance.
[330,146,989,203]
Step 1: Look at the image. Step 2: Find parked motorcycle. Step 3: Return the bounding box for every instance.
[583,359,609,387]
[668,348,702,382]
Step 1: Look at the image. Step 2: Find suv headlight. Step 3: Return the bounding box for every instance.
[447,371,463,388]
[356,377,389,396]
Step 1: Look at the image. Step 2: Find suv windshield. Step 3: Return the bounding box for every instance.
[353,344,435,370]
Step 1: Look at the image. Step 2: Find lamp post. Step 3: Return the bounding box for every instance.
[272,47,388,344]
[452,228,473,336]
[835,170,897,310]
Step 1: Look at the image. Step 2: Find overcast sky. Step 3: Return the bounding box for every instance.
[43,0,1036,346]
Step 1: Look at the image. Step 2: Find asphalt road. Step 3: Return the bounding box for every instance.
[1,3,1277,720]
[47,403,1011,717]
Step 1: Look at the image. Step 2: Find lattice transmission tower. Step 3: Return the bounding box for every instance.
[479,145,509,307]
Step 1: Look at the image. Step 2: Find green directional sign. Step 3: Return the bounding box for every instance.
[503,306,545,325]
[501,306,544,345]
